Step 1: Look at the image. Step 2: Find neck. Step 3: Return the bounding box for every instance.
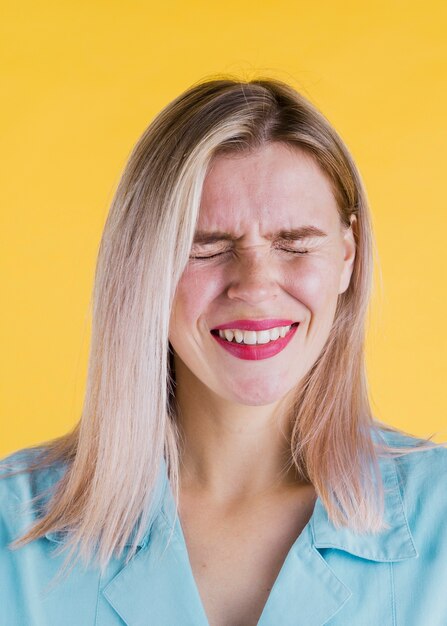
[173,358,306,505]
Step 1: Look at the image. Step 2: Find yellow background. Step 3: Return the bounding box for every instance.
[1,1,446,456]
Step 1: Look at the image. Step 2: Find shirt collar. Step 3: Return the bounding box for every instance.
[100,428,419,626]
[310,430,418,561]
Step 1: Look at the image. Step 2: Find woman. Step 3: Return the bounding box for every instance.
[1,76,446,626]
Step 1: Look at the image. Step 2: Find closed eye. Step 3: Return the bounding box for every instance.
[189,248,310,261]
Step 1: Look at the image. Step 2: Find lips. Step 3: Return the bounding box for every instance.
[211,322,299,361]
[212,318,296,332]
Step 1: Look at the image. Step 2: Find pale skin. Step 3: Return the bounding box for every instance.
[168,142,356,626]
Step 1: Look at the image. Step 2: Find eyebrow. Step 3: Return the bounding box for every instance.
[192,225,328,245]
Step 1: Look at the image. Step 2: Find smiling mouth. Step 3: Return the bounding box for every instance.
[210,322,299,346]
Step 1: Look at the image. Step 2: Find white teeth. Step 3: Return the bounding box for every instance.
[270,327,280,340]
[218,325,293,345]
[224,330,234,342]
[234,329,244,343]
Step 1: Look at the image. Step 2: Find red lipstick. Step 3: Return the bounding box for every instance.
[210,320,299,361]
[212,318,296,331]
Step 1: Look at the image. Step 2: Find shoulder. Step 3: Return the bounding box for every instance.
[0,449,101,624]
[0,445,67,541]
[376,425,447,523]
[376,424,447,472]
[0,445,66,495]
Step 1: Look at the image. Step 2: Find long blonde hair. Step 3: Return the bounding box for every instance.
[2,75,444,581]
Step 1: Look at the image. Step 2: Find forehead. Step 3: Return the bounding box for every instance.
[198,142,340,233]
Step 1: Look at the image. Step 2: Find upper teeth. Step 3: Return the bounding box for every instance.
[218,325,292,345]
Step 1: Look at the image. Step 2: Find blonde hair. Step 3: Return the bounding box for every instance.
[2,74,445,583]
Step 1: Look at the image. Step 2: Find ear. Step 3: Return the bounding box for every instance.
[338,214,357,295]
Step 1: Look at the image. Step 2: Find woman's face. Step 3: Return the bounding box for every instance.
[169,142,356,406]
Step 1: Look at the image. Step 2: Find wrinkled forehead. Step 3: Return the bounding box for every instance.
[197,143,342,234]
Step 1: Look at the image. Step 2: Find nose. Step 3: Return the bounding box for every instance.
[226,250,280,305]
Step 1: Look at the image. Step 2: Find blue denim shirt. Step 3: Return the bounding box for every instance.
[1,427,447,625]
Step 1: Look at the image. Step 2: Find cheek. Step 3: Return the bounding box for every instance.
[170,266,223,332]
[284,259,341,312]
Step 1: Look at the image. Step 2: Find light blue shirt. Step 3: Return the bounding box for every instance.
[1,426,447,625]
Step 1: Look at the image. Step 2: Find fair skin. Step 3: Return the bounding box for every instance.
[168,141,356,625]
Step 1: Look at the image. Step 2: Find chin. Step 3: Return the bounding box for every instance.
[223,379,297,407]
